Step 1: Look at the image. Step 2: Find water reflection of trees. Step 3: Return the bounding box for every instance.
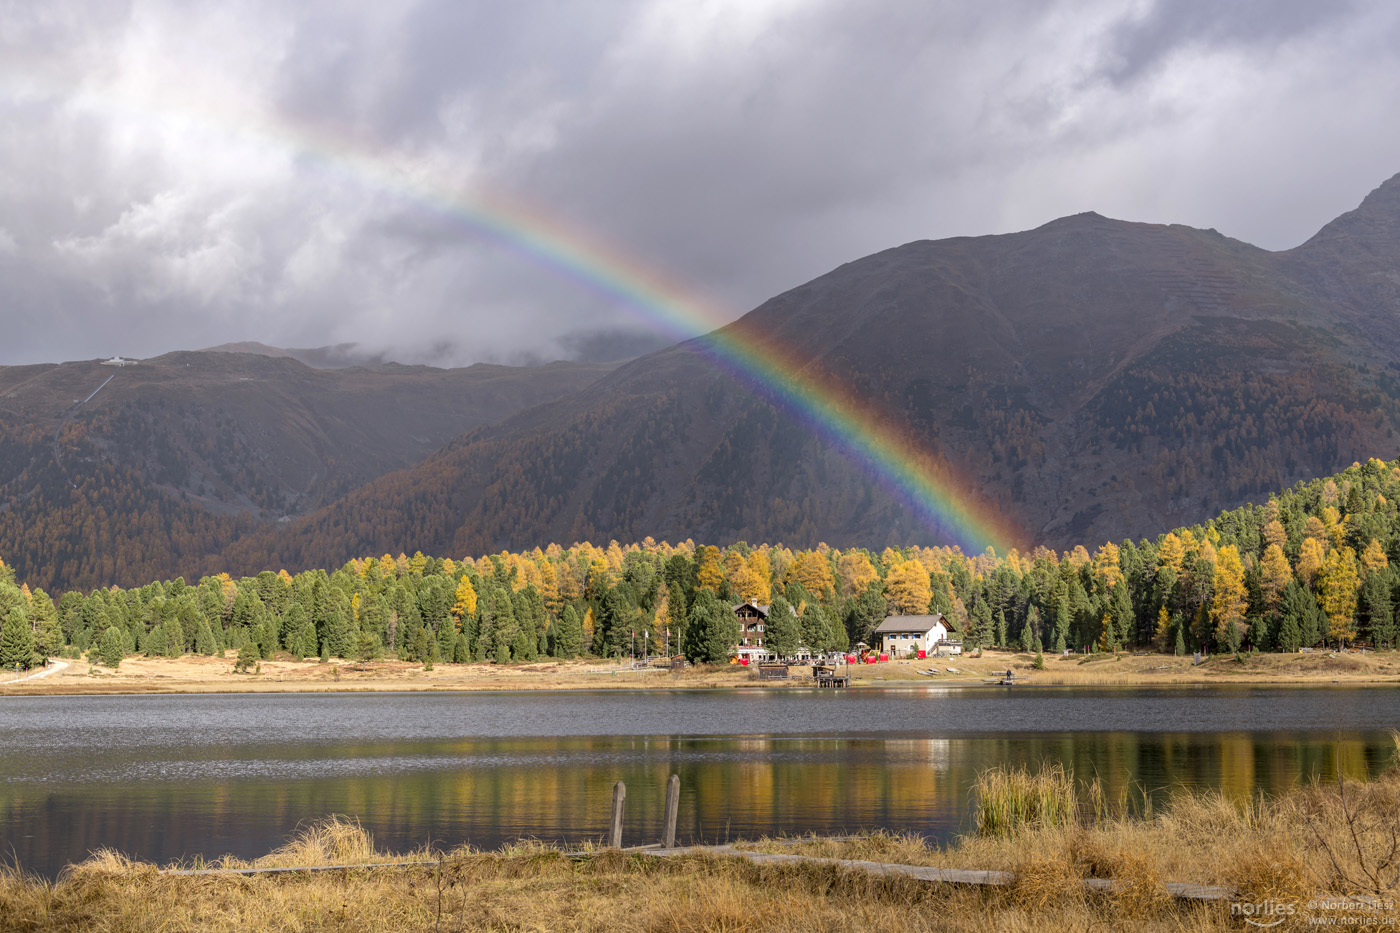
[1,731,1394,878]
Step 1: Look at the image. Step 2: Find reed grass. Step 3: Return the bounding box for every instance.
[973,762,1079,836]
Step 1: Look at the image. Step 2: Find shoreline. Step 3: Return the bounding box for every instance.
[8,766,1400,932]
[3,648,1397,697]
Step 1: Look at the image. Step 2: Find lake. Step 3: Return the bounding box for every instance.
[2,684,1398,878]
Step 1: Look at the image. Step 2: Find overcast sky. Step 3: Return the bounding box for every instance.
[2,0,1399,367]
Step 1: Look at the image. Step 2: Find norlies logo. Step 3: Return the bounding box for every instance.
[1231,899,1295,927]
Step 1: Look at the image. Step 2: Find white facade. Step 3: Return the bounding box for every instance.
[875,614,952,658]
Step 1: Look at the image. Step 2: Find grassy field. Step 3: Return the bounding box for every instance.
[5,757,1400,932]
[3,646,1398,696]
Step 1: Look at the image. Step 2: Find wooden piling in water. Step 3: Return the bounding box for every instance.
[662,774,680,849]
[610,781,627,848]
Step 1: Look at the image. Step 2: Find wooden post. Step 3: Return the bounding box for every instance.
[610,781,626,848]
[662,774,680,849]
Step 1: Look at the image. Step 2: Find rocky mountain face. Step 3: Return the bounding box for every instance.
[239,173,1400,573]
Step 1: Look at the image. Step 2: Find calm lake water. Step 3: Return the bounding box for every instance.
[2,685,1398,878]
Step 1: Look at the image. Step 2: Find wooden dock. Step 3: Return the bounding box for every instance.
[812,663,850,688]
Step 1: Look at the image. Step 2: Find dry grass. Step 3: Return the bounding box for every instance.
[10,760,1400,932]
[0,654,777,696]
[6,648,1400,697]
[973,762,1078,836]
[0,840,1231,933]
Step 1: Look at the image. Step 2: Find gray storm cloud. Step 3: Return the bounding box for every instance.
[1,0,1399,366]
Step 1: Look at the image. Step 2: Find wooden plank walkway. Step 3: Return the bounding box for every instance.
[165,861,435,877]
[157,842,1236,901]
[645,845,1236,902]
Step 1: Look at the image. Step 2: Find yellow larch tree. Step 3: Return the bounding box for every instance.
[1361,539,1389,574]
[1066,545,1091,571]
[837,551,879,598]
[605,541,626,574]
[1320,506,1347,550]
[451,577,478,626]
[695,546,724,594]
[746,550,772,598]
[585,558,611,600]
[1157,533,1185,581]
[1296,537,1326,588]
[879,547,904,572]
[1092,542,1123,593]
[789,551,836,600]
[1209,545,1248,649]
[1153,606,1171,651]
[1258,544,1292,610]
[884,559,932,615]
[1262,519,1287,551]
[537,560,560,611]
[1317,546,1360,647]
[721,549,748,593]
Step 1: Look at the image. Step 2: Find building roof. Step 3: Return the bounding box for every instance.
[873,613,946,635]
[731,600,797,617]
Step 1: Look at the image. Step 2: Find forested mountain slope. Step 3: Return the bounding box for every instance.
[7,456,1400,677]
[241,173,1400,572]
[0,352,616,590]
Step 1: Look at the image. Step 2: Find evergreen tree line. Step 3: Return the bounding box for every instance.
[6,457,1400,672]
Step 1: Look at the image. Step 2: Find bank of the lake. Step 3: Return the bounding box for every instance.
[6,761,1400,933]
[4,648,1398,696]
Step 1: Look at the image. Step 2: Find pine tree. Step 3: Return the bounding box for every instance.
[550,605,583,658]
[1248,615,1269,651]
[194,618,217,655]
[798,600,827,653]
[845,586,887,647]
[764,597,800,658]
[29,590,63,660]
[591,588,627,658]
[0,608,34,670]
[1359,571,1395,648]
[683,589,739,664]
[234,640,259,673]
[141,621,168,658]
[98,625,125,669]
[1276,608,1301,653]
[163,616,186,657]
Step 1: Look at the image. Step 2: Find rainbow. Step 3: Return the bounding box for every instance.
[2,67,1025,554]
[432,190,1024,555]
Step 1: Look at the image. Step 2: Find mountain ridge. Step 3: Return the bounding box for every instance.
[231,172,1400,572]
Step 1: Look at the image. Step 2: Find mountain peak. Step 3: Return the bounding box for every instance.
[1297,171,1400,252]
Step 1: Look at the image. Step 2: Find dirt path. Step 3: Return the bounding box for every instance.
[0,659,68,685]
